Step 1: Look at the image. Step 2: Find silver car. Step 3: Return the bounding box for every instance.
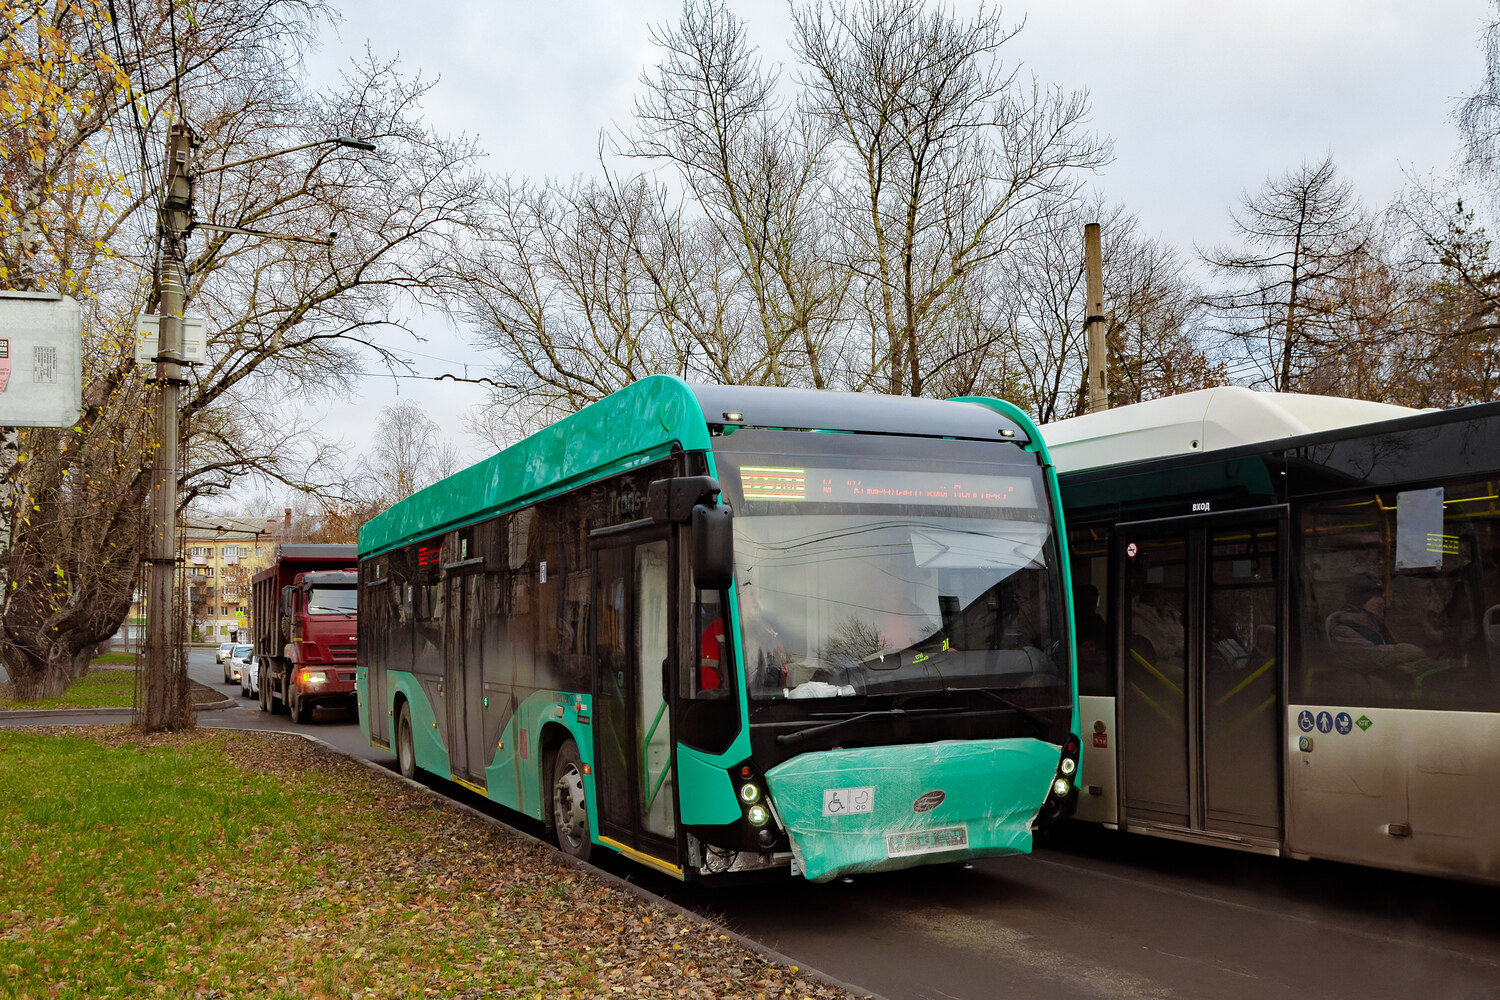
[223,643,252,684]
[240,655,261,699]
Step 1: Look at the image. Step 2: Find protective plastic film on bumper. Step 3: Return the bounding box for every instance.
[765,738,1060,882]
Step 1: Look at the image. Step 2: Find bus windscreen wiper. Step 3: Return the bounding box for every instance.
[944,686,1050,735]
[776,705,966,749]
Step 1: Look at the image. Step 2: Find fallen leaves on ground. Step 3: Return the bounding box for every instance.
[0,727,863,1000]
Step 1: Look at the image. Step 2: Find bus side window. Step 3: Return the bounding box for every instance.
[678,588,740,754]
[695,589,727,696]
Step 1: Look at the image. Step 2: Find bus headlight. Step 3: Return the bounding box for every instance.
[739,783,761,804]
[1053,778,1071,798]
[747,804,770,826]
[1060,757,1076,776]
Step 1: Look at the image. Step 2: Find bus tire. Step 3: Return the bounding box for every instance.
[396,702,417,780]
[550,739,592,862]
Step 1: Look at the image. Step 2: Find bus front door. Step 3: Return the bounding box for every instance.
[592,533,679,871]
[1117,512,1285,849]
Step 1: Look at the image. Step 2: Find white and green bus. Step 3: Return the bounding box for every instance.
[357,377,1080,882]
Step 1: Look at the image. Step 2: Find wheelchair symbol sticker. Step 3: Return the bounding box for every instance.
[1297,710,1314,732]
[823,786,875,817]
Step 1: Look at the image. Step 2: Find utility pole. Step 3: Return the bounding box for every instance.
[1083,222,1108,414]
[140,121,195,730]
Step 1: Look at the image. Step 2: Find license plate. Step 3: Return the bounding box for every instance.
[885,825,969,858]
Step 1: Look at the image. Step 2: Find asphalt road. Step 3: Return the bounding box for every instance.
[8,649,1500,1000]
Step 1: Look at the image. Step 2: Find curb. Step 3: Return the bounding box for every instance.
[224,726,889,1000]
[0,688,240,718]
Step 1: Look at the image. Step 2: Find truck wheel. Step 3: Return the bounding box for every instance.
[396,702,417,780]
[293,694,312,725]
[550,739,592,861]
[269,669,288,715]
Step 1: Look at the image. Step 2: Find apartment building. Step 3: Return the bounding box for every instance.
[180,515,276,642]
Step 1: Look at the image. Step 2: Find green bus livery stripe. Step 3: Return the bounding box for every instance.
[359,376,713,557]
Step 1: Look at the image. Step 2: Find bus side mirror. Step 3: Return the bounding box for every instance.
[693,502,734,591]
[647,475,721,523]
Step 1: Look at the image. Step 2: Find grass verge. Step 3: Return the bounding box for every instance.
[0,728,853,1000]
[0,669,138,711]
[89,653,137,665]
[0,666,224,712]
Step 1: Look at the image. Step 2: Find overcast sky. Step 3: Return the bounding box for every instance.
[291,0,1494,476]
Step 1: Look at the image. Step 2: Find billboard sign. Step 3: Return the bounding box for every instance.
[0,290,83,428]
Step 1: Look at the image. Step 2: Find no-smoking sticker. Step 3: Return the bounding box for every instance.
[1126,542,1138,557]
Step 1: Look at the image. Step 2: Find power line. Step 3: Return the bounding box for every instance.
[164,0,185,120]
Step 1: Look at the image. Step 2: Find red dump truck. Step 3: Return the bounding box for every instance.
[250,543,359,723]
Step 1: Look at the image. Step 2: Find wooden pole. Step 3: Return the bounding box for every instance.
[1084,222,1108,413]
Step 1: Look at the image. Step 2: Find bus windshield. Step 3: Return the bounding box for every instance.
[715,436,1068,703]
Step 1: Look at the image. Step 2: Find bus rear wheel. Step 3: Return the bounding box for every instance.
[550,740,592,861]
[396,702,417,780]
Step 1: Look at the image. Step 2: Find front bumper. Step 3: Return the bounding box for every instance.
[765,738,1060,882]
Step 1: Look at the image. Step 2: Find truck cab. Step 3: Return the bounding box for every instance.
[251,544,359,724]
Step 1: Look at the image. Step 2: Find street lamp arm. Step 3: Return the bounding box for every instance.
[193,222,335,246]
[201,136,379,175]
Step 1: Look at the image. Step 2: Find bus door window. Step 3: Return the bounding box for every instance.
[679,586,742,755]
[1203,525,1280,837]
[698,594,725,692]
[1120,534,1189,828]
[593,547,632,832]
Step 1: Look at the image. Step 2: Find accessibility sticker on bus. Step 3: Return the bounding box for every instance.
[822,786,874,816]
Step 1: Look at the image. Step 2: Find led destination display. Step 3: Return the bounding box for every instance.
[739,466,1037,508]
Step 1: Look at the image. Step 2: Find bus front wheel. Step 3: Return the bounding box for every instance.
[396,702,417,780]
[550,740,592,862]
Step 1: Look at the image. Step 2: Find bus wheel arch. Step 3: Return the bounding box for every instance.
[546,733,592,862]
[537,722,570,828]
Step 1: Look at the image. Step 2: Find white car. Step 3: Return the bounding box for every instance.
[223,644,252,684]
[215,642,236,663]
[240,655,261,699]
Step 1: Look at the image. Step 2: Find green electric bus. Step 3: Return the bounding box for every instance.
[356,377,1080,882]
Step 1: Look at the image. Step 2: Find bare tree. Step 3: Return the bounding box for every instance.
[1201,153,1372,392]
[356,400,463,502]
[792,0,1111,396]
[0,2,488,704]
[1356,189,1500,406]
[462,169,700,423]
[937,198,1218,421]
[1458,1,1500,190]
[631,0,847,389]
